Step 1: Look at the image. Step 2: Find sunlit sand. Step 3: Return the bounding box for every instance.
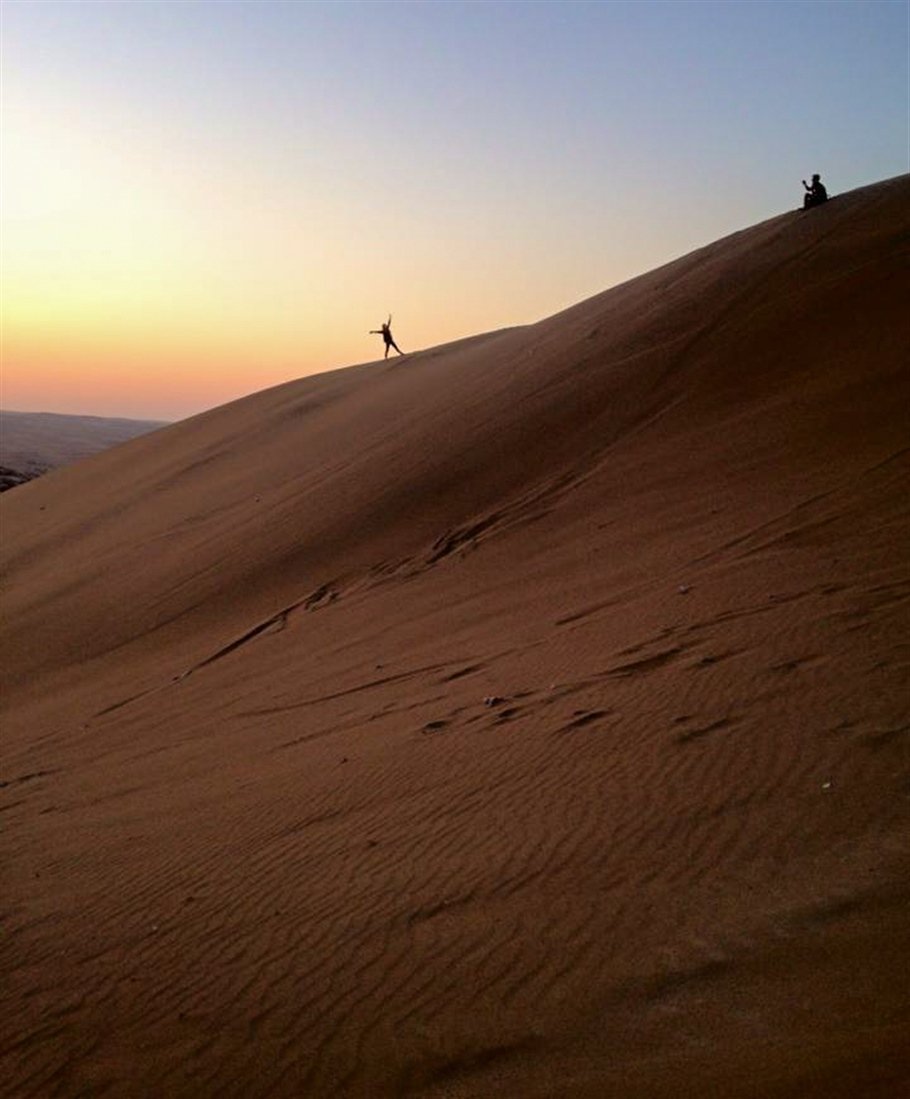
[2,175,908,1097]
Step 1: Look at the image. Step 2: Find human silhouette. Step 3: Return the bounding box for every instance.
[802,173,828,209]
[370,314,403,358]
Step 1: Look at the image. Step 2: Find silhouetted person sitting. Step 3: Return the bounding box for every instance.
[370,314,403,358]
[802,174,828,209]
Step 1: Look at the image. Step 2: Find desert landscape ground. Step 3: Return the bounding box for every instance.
[0,411,168,489]
[1,175,908,1097]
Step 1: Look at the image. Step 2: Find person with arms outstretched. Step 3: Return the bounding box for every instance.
[370,314,404,358]
[802,173,828,209]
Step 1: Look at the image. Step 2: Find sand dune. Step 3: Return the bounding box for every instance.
[0,410,169,482]
[2,175,908,1097]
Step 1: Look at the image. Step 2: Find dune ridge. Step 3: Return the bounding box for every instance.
[2,175,909,1097]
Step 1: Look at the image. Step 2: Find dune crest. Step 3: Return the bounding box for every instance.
[2,176,909,1097]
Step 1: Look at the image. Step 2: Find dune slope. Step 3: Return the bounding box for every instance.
[2,175,909,1098]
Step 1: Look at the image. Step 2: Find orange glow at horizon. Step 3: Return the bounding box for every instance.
[0,34,635,422]
[1,322,327,421]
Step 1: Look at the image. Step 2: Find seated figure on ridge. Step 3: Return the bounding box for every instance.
[802,174,828,210]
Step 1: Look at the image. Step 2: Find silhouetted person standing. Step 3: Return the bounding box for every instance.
[370,315,403,358]
[802,173,828,209]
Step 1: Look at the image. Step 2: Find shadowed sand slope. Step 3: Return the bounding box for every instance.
[2,176,908,1098]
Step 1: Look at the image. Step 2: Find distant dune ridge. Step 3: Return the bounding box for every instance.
[2,176,908,1097]
[0,410,169,488]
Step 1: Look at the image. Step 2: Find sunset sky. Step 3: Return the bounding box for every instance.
[2,0,907,421]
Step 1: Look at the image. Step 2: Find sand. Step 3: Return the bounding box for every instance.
[0,411,169,478]
[1,175,908,1098]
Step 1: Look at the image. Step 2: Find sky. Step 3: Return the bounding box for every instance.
[2,0,908,422]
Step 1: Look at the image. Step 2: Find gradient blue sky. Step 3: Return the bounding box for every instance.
[2,0,908,420]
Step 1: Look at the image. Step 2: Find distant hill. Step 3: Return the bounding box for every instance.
[0,409,169,489]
